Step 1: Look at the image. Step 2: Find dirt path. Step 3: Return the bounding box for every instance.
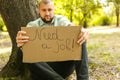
[88,26,120,34]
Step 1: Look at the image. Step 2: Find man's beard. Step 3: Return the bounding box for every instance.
[41,16,53,23]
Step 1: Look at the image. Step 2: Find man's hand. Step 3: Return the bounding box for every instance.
[16,31,29,47]
[77,28,89,45]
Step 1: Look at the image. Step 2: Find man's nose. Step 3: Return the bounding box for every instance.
[45,11,50,15]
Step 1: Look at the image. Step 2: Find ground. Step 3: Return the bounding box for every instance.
[0,25,120,80]
[87,26,120,80]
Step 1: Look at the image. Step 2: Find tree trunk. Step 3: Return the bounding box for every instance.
[83,13,87,28]
[70,0,73,22]
[0,0,39,79]
[70,8,73,22]
[116,5,119,27]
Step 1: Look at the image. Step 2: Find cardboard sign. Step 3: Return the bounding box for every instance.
[21,26,82,63]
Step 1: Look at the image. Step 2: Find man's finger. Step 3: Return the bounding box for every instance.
[16,36,29,40]
[77,31,89,45]
[17,31,26,36]
[77,32,85,43]
[16,39,29,43]
[79,39,86,45]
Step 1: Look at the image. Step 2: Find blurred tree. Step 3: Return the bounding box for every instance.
[60,0,101,28]
[0,0,38,79]
[107,0,120,26]
[77,0,101,28]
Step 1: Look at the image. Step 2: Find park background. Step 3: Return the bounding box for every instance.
[0,0,120,80]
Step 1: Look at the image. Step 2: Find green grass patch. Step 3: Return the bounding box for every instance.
[87,27,120,79]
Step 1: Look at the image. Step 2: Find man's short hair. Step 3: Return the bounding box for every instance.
[39,0,53,5]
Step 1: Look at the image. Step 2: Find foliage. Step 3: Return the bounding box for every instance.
[106,0,120,26]
[92,15,112,26]
[107,0,120,4]
[0,16,7,31]
[101,15,112,25]
[53,0,118,27]
[53,0,103,27]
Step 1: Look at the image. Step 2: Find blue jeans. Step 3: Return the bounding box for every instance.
[19,42,89,80]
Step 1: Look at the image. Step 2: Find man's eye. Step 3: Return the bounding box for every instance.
[48,9,52,11]
[42,9,46,11]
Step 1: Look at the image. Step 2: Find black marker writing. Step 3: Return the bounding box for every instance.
[29,28,62,41]
[54,38,75,53]
[41,43,51,49]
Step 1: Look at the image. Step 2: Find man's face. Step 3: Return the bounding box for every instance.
[39,2,54,23]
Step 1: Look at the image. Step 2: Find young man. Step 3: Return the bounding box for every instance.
[16,0,89,80]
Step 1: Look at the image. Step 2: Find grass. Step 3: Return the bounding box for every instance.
[0,32,11,72]
[87,26,120,80]
[0,26,120,80]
